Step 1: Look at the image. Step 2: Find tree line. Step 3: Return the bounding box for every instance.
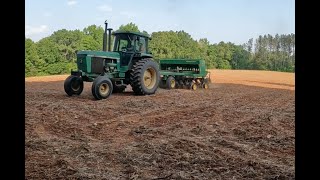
[25,22,295,76]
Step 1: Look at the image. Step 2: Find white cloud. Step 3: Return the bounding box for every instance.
[67,0,77,6]
[97,5,112,12]
[25,25,49,36]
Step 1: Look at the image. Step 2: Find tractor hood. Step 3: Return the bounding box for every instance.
[77,50,120,59]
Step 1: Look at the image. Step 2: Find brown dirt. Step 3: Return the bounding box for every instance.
[25,70,295,179]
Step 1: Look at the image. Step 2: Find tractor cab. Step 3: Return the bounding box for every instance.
[112,31,150,54]
[113,31,151,54]
[112,31,152,67]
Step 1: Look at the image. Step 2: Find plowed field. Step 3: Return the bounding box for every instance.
[25,70,295,179]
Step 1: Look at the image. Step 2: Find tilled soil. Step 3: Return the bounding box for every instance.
[25,70,295,179]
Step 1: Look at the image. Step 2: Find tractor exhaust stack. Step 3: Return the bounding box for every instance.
[107,28,113,52]
[103,20,108,51]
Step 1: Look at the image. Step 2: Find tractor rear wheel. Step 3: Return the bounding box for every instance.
[91,76,113,100]
[130,58,160,95]
[166,76,176,89]
[64,75,84,96]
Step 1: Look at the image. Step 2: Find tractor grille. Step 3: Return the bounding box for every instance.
[91,57,105,73]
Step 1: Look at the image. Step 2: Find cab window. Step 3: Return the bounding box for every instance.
[136,37,146,53]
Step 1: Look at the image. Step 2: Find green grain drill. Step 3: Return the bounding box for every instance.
[159,59,211,90]
[64,21,160,100]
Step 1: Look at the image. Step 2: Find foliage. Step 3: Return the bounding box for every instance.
[25,22,295,76]
[118,22,140,32]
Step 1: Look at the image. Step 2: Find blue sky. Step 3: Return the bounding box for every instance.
[25,0,295,45]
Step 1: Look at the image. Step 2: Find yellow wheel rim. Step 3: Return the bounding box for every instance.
[99,83,110,96]
[170,79,175,88]
[204,83,208,89]
[143,67,157,89]
[192,84,197,90]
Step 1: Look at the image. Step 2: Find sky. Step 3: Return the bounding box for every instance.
[25,0,295,45]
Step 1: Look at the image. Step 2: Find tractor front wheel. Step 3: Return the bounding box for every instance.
[64,75,84,96]
[130,59,160,95]
[91,76,113,100]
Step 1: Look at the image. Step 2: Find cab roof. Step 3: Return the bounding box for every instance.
[112,30,151,39]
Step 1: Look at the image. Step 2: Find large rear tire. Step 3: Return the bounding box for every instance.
[64,75,84,96]
[91,76,113,100]
[130,59,160,95]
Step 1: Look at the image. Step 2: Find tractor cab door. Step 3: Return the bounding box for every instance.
[120,53,134,67]
[114,34,147,67]
[120,35,147,67]
[116,36,135,67]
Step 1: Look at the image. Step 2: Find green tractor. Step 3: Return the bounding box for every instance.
[64,21,160,100]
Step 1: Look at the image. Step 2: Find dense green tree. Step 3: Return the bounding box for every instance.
[118,22,140,32]
[149,30,201,61]
[80,35,101,51]
[36,37,68,74]
[25,22,295,76]
[231,45,250,69]
[83,25,104,51]
[83,25,104,43]
[49,29,84,62]
[25,38,45,76]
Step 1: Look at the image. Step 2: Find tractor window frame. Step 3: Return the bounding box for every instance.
[118,39,129,51]
[135,36,147,53]
[113,34,135,52]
